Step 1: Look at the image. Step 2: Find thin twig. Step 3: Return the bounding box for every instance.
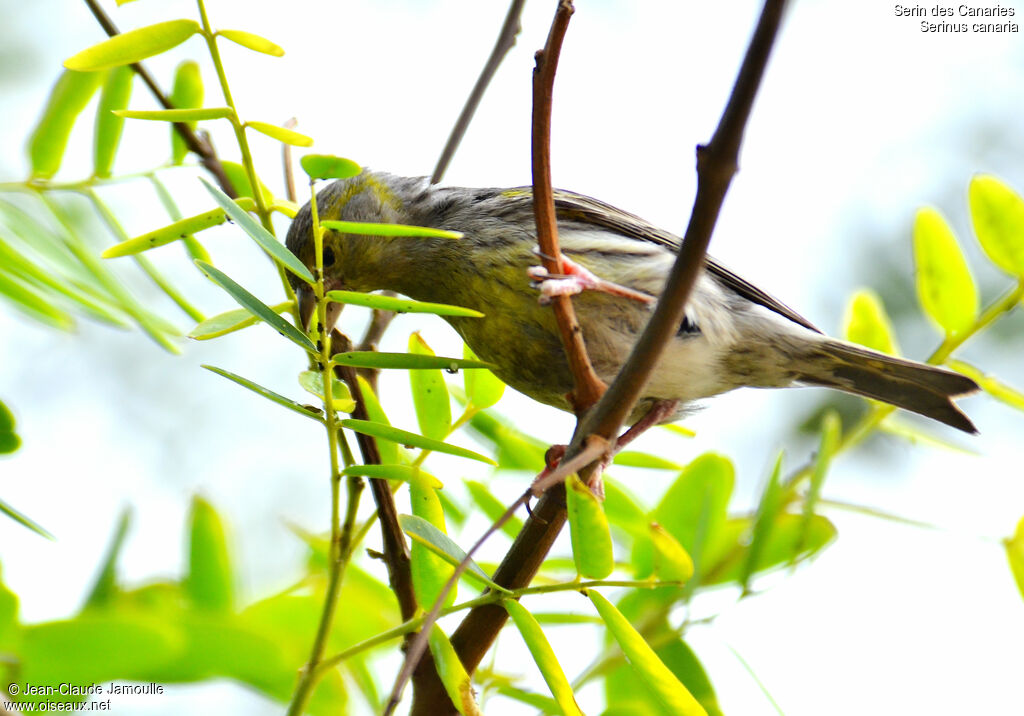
[81,0,237,197]
[282,117,298,203]
[431,0,528,184]
[435,0,792,704]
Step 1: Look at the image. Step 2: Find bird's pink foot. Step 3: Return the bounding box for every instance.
[527,254,655,306]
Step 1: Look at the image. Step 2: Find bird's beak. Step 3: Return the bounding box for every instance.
[296,284,344,335]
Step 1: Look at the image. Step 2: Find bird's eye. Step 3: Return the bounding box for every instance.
[323,247,336,267]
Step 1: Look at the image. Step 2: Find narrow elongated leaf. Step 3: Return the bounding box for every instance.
[399,514,507,592]
[195,261,315,353]
[0,398,19,454]
[102,202,253,258]
[188,302,291,341]
[341,419,496,465]
[740,452,785,593]
[28,69,104,178]
[326,290,482,317]
[464,480,524,539]
[355,377,404,465]
[613,452,683,470]
[322,219,463,240]
[297,370,356,412]
[331,351,492,370]
[969,174,1024,276]
[950,359,1024,412]
[845,289,898,355]
[83,508,131,608]
[796,412,840,559]
[913,208,978,336]
[494,686,562,714]
[588,591,707,716]
[218,29,285,56]
[466,409,546,471]
[0,498,52,538]
[64,19,201,71]
[221,161,272,203]
[169,60,204,164]
[115,107,232,122]
[93,66,133,178]
[1005,515,1024,601]
[301,155,361,180]
[648,524,694,583]
[0,271,74,330]
[340,464,439,484]
[566,474,614,579]
[185,497,233,611]
[503,599,584,716]
[463,344,504,409]
[409,469,457,608]
[602,478,649,534]
[199,178,314,284]
[202,365,323,422]
[246,121,312,147]
[427,625,483,716]
[409,333,452,441]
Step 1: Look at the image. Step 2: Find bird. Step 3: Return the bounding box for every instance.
[285,171,979,434]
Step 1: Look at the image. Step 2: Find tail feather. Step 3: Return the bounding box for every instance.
[800,340,980,434]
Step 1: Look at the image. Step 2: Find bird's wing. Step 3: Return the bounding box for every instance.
[552,190,822,333]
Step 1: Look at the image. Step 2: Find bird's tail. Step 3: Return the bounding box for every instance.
[797,339,980,433]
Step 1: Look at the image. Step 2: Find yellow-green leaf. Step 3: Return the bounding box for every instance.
[341,419,495,465]
[949,360,1024,412]
[115,107,232,122]
[355,377,403,466]
[326,290,482,317]
[93,66,133,178]
[913,208,978,336]
[297,371,356,413]
[844,289,899,355]
[185,496,233,611]
[463,343,504,410]
[221,161,273,203]
[27,69,104,178]
[503,599,584,716]
[322,219,463,240]
[217,29,285,57]
[65,19,201,71]
[188,302,291,341]
[409,333,452,441]
[301,154,361,180]
[588,590,706,716]
[399,514,506,592]
[202,365,324,422]
[1005,515,1024,602]
[170,60,203,164]
[566,474,614,579]
[409,468,456,608]
[428,625,483,716]
[464,480,523,539]
[102,202,252,258]
[246,121,312,147]
[648,524,694,583]
[969,174,1024,277]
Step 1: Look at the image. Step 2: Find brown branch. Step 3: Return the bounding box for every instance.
[82,0,238,198]
[431,0,528,184]
[424,0,793,708]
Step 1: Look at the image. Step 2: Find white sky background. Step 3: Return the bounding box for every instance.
[1,1,1023,714]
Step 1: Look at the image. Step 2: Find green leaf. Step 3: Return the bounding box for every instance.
[115,107,233,122]
[613,451,683,470]
[588,590,707,716]
[355,377,404,466]
[326,290,483,317]
[188,302,291,341]
[844,289,898,355]
[408,469,457,608]
[194,261,316,354]
[1005,515,1024,602]
[202,365,324,422]
[465,409,546,471]
[654,454,734,579]
[221,161,273,203]
[428,625,483,716]
[321,219,463,240]
[399,514,507,592]
[606,635,723,716]
[297,370,356,413]
[740,452,785,593]
[798,411,840,558]
[408,333,452,441]
[331,351,493,371]
[0,497,53,538]
[969,174,1024,276]
[949,359,1024,412]
[64,19,201,71]
[170,60,203,164]
[102,202,252,258]
[566,474,614,579]
[602,477,649,535]
[463,343,504,409]
[340,464,437,483]
[648,524,694,583]
[494,686,563,714]
[185,496,233,611]
[0,397,19,455]
[913,208,978,336]
[0,271,74,330]
[83,508,132,609]
[217,29,285,56]
[301,154,362,180]
[464,480,524,539]
[93,66,134,178]
[503,599,584,716]
[341,419,496,465]
[199,178,313,284]
[246,121,312,147]
[27,69,104,178]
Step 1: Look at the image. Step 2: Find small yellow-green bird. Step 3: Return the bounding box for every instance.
[285,171,978,433]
